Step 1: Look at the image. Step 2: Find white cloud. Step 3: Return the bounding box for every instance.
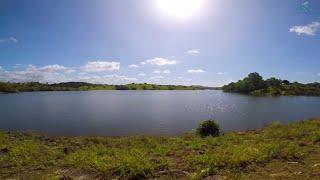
[137,73,146,76]
[149,76,164,80]
[65,69,76,74]
[187,69,205,73]
[9,37,18,43]
[215,79,236,87]
[13,64,22,69]
[153,70,161,74]
[128,64,139,68]
[217,72,227,75]
[187,49,199,55]
[296,71,308,75]
[39,64,67,73]
[0,64,66,83]
[290,22,320,36]
[83,61,120,72]
[149,76,166,83]
[163,70,171,74]
[141,57,177,66]
[0,64,138,84]
[0,37,18,43]
[79,75,137,84]
[152,69,171,74]
[177,76,192,82]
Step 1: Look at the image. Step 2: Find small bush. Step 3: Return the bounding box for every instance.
[196,120,220,137]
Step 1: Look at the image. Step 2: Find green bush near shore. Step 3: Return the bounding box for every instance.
[1,118,320,179]
[196,120,220,137]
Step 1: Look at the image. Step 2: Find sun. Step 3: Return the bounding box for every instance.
[155,0,205,19]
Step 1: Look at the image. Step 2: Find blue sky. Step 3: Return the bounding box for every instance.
[0,0,319,86]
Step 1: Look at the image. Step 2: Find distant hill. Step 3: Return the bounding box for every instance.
[0,82,216,93]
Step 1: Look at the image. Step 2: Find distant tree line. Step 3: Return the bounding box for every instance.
[222,72,320,96]
[0,82,215,93]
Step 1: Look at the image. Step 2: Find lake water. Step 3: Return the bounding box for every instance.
[0,90,320,136]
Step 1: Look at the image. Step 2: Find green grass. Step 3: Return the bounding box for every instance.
[1,118,320,179]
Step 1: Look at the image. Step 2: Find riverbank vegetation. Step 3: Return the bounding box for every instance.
[222,72,320,96]
[0,82,215,93]
[1,118,320,179]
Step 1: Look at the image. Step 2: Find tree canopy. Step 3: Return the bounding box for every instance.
[222,72,320,96]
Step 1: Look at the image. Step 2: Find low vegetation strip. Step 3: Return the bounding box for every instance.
[0,82,216,93]
[1,118,320,179]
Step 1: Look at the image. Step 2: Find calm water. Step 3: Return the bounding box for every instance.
[0,90,320,136]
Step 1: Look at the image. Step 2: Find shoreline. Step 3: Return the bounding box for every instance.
[2,89,320,98]
[1,118,320,179]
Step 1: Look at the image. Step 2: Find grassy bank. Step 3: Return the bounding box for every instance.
[1,118,320,179]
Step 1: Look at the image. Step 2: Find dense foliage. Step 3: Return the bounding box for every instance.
[222,72,320,96]
[0,82,214,93]
[196,120,220,137]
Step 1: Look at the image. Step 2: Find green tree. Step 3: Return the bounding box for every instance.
[266,77,282,88]
[196,120,220,137]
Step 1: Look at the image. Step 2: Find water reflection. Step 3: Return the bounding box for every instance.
[0,90,320,136]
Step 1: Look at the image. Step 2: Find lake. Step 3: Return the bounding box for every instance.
[0,90,320,136]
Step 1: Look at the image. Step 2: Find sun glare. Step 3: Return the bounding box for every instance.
[155,0,204,19]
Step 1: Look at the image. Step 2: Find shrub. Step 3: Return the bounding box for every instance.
[251,89,266,96]
[196,120,220,137]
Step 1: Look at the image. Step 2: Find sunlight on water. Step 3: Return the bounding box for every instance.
[1,90,320,136]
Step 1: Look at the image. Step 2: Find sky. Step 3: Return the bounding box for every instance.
[0,0,319,86]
